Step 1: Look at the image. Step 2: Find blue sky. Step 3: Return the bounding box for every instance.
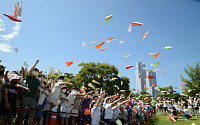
[0,0,200,92]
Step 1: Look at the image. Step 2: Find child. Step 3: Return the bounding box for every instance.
[91,89,103,125]
[0,73,29,125]
[174,102,181,117]
[50,78,72,106]
[59,87,70,125]
[60,87,85,125]
[163,99,168,116]
[193,97,199,117]
[181,105,192,120]
[104,95,123,125]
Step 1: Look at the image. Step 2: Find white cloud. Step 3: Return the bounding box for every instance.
[0,43,12,53]
[0,18,6,32]
[0,22,20,41]
[0,18,4,23]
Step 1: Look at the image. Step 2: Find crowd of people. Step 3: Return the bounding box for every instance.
[0,59,200,125]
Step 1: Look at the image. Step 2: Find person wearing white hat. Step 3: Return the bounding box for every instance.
[0,73,22,125]
[104,95,124,125]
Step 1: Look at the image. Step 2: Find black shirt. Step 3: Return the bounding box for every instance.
[172,110,177,116]
[1,84,18,105]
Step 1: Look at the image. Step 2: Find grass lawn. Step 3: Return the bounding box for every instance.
[147,114,200,125]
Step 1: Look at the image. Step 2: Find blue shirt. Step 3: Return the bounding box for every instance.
[146,105,150,110]
[127,108,133,116]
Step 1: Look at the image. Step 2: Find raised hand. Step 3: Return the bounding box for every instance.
[21,66,24,71]
[36,59,39,64]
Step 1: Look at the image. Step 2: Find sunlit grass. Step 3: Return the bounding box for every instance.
[147,114,200,125]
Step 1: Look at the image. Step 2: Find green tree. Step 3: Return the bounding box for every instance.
[48,67,55,77]
[75,62,130,96]
[155,86,162,97]
[171,93,181,102]
[157,86,181,101]
[181,62,200,97]
[64,73,75,79]
[47,67,64,82]
[138,92,150,101]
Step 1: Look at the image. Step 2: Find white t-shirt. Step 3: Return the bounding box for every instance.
[166,101,171,108]
[38,91,46,105]
[163,101,168,107]
[65,91,76,107]
[194,101,198,107]
[50,82,62,105]
[188,99,193,105]
[156,103,160,107]
[183,109,192,116]
[178,101,181,106]
[112,106,121,119]
[91,106,101,125]
[104,104,113,119]
[174,104,180,111]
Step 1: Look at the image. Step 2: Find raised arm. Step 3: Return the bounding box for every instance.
[75,92,86,96]
[28,59,39,76]
[127,93,133,100]
[4,71,9,80]
[110,95,116,98]
[46,74,50,84]
[16,84,30,92]
[95,88,100,95]
[111,95,124,107]
[21,66,25,80]
[87,90,94,95]
[96,89,103,107]
[114,99,128,109]
[58,80,73,86]
[119,100,128,107]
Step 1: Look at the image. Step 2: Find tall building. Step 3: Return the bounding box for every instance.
[180,82,187,93]
[135,62,157,97]
[135,62,146,93]
[146,70,157,97]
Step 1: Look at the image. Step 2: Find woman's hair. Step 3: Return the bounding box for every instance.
[172,107,176,111]
[184,104,188,108]
[106,98,111,103]
[91,102,97,109]
[33,68,39,72]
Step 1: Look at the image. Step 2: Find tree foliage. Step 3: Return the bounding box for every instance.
[75,62,130,96]
[181,62,200,97]
[156,86,181,101]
